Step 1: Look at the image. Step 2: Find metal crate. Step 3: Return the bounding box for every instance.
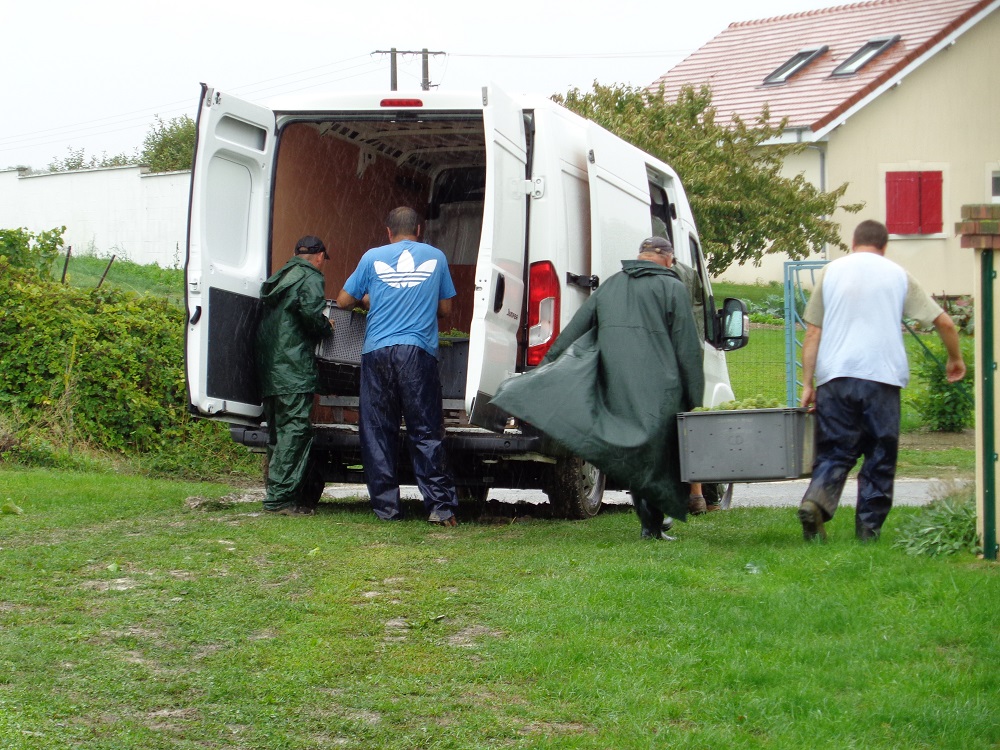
[677,407,814,483]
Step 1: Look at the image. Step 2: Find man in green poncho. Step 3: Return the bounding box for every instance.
[255,235,335,516]
[491,237,704,539]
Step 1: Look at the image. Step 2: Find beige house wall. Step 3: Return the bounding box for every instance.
[824,8,1000,296]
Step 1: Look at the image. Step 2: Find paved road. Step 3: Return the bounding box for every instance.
[323,477,967,510]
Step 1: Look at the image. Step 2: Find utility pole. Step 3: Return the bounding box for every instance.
[373,48,445,91]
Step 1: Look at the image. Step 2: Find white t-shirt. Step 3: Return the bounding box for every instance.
[803,252,942,388]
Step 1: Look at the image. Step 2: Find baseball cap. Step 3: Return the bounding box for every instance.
[294,235,327,256]
[639,236,673,254]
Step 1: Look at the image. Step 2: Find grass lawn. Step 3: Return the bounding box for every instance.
[1,468,997,749]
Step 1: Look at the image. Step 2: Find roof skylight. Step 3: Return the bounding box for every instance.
[764,46,828,85]
[831,35,901,76]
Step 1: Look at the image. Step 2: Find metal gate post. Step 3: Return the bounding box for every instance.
[784,261,828,407]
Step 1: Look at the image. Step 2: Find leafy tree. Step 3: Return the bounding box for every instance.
[140,115,196,173]
[557,83,862,274]
[0,226,65,279]
[48,147,136,172]
[44,114,195,174]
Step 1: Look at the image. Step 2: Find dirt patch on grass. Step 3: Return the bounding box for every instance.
[899,429,975,450]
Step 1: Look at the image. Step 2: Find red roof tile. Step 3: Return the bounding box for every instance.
[646,0,997,134]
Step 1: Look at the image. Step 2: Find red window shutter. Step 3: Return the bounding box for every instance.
[886,172,920,234]
[919,171,943,234]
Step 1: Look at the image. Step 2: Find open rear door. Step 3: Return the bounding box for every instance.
[466,84,528,428]
[185,85,275,424]
[585,123,652,285]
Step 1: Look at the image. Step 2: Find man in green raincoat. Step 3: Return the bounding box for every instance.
[491,237,703,539]
[255,235,334,515]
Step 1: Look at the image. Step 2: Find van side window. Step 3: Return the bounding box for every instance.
[648,183,674,245]
[689,236,715,343]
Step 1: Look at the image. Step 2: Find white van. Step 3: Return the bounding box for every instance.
[185,83,748,518]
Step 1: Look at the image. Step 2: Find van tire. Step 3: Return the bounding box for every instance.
[546,457,605,519]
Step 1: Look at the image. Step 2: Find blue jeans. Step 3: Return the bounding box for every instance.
[802,377,900,534]
[359,345,458,520]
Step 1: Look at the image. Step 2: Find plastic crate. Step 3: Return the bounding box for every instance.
[677,407,814,483]
[437,337,469,399]
[315,304,367,366]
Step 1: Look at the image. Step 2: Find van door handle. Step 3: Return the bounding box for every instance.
[189,306,202,324]
[492,274,506,313]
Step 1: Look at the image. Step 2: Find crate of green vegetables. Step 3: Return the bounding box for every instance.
[676,398,814,483]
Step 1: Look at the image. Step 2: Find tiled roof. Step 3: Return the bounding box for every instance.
[646,0,997,135]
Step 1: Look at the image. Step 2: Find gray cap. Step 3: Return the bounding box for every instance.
[639,236,673,254]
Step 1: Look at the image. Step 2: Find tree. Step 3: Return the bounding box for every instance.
[48,147,136,173]
[557,83,862,274]
[140,115,196,173]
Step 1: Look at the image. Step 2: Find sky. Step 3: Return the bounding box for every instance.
[2,0,837,170]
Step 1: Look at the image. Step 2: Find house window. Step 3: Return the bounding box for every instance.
[832,35,900,76]
[764,46,828,85]
[992,171,1000,204]
[886,171,942,235]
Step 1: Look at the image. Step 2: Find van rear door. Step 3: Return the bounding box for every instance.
[466,85,528,427]
[185,85,275,424]
[584,123,652,285]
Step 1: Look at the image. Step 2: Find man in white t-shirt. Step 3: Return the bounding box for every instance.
[798,219,965,542]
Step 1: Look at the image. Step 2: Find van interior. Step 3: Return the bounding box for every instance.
[269,116,488,341]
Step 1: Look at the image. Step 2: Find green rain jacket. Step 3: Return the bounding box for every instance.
[491,259,704,519]
[255,256,332,398]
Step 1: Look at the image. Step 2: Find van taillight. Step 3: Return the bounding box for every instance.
[527,261,560,366]
[380,99,423,107]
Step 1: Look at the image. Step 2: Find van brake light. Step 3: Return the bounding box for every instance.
[526,261,561,366]
[380,99,423,107]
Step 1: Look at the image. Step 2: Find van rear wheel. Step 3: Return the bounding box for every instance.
[546,456,605,519]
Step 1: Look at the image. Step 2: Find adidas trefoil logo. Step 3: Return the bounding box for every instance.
[374,249,437,289]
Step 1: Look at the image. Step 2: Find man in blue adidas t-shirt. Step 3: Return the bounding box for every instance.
[336,207,460,526]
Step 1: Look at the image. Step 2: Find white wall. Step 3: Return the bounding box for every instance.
[0,165,190,268]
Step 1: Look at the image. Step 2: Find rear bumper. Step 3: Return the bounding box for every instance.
[230,424,542,454]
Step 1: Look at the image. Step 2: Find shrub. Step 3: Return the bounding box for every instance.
[907,338,975,432]
[0,258,257,479]
[893,491,980,557]
[0,226,65,279]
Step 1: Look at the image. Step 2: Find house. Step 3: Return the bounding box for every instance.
[647,0,1000,294]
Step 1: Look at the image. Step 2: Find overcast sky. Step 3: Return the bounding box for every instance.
[2,0,836,170]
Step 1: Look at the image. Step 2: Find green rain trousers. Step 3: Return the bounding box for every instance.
[262,392,314,510]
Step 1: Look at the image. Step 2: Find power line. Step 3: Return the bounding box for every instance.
[0,55,385,157]
[448,50,693,60]
[0,48,689,160]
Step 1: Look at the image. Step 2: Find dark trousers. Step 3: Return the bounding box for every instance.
[359,345,458,520]
[262,392,314,510]
[802,377,900,534]
[632,494,665,534]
